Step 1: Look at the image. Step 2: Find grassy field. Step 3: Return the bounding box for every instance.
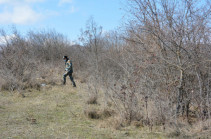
[0,82,205,139]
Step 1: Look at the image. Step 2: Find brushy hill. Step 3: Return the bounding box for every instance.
[0,0,211,138]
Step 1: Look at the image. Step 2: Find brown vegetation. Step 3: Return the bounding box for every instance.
[0,0,211,138]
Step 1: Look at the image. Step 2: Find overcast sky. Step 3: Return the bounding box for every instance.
[0,0,126,41]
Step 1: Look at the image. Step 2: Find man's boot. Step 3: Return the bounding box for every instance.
[63,75,66,85]
[63,78,66,85]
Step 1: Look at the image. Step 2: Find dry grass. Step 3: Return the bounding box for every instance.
[0,81,203,139]
[86,95,98,104]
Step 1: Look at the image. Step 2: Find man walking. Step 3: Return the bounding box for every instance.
[63,56,76,87]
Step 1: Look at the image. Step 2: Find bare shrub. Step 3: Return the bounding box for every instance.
[84,108,100,119]
[124,0,211,123]
[0,29,35,91]
[76,0,211,130]
[86,95,98,104]
[1,81,19,91]
[84,106,115,120]
[0,28,74,91]
[100,108,115,119]
[99,116,124,130]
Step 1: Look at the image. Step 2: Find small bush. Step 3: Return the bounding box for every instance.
[1,81,19,91]
[23,82,41,91]
[84,107,115,121]
[84,109,100,119]
[86,95,98,104]
[168,130,181,138]
[132,121,144,128]
[99,116,124,130]
[100,108,115,119]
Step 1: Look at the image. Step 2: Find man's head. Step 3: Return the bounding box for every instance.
[63,56,68,60]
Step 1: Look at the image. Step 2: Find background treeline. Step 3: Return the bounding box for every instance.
[0,0,211,132]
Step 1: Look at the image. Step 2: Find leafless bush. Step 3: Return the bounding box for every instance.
[0,28,74,91]
[124,0,211,123]
[84,108,100,119]
[84,107,115,120]
[76,0,211,129]
[86,94,98,104]
[0,29,35,91]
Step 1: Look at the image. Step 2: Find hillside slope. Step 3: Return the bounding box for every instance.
[0,82,209,139]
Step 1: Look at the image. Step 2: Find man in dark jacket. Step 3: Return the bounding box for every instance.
[63,56,76,87]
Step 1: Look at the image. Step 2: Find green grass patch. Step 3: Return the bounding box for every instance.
[0,85,170,139]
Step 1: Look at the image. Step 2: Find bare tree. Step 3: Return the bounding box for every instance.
[79,17,105,99]
[125,0,211,122]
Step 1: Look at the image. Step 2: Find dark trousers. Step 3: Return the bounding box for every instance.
[63,71,76,86]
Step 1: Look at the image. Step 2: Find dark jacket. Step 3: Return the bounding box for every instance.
[65,59,73,73]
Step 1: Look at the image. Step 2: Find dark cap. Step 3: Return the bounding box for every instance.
[63,56,68,59]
